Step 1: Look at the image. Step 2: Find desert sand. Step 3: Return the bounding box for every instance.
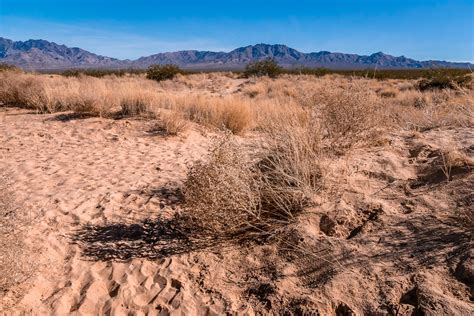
[1,73,473,315]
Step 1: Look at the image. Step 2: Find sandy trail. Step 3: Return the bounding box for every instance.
[0,108,238,315]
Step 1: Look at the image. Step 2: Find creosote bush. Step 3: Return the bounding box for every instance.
[244,58,282,78]
[146,64,182,82]
[417,70,472,91]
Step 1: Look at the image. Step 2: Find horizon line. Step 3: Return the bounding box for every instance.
[2,36,473,64]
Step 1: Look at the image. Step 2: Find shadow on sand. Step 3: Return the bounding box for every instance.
[70,185,264,261]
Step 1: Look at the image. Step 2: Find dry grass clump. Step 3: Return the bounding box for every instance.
[379,89,397,98]
[174,95,254,134]
[119,90,158,117]
[0,72,56,112]
[184,119,321,235]
[184,136,261,234]
[148,109,188,136]
[257,112,322,219]
[438,146,474,182]
[389,88,474,130]
[318,82,387,154]
[0,71,161,116]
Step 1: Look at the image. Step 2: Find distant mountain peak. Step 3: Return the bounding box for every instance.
[1,37,472,70]
[0,37,125,70]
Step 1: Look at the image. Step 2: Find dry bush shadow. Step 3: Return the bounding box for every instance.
[71,185,266,262]
[48,112,98,122]
[71,216,266,262]
[72,218,195,261]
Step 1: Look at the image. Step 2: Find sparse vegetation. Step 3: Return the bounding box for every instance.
[184,127,321,235]
[284,67,472,81]
[60,68,146,78]
[319,82,386,154]
[0,63,19,72]
[1,68,473,314]
[417,69,472,91]
[244,58,282,78]
[146,64,182,82]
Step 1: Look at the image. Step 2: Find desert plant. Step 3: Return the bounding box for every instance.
[184,135,261,234]
[149,110,188,136]
[319,82,385,154]
[257,111,322,219]
[184,118,321,235]
[177,95,253,134]
[0,63,19,72]
[146,64,182,82]
[417,70,472,91]
[379,89,397,98]
[60,68,145,78]
[244,59,282,78]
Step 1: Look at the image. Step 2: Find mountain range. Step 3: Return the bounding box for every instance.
[1,37,472,70]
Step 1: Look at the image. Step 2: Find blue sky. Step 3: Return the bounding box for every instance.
[1,0,473,61]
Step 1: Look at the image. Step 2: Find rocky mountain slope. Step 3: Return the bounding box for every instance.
[0,38,128,69]
[1,37,472,70]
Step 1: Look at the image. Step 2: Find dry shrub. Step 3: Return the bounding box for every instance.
[119,90,157,117]
[0,72,254,133]
[379,89,397,98]
[184,136,261,234]
[0,71,161,116]
[439,146,474,182]
[319,82,386,154]
[184,119,321,235]
[219,99,253,134]
[0,72,56,112]
[257,110,322,219]
[390,88,474,130]
[161,111,188,135]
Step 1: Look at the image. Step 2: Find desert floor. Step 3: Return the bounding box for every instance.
[0,74,473,315]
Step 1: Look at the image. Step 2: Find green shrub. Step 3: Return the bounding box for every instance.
[417,70,472,91]
[60,68,145,78]
[244,59,282,78]
[146,64,182,82]
[282,67,471,81]
[0,63,19,72]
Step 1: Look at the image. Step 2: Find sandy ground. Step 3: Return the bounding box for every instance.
[0,107,234,314]
[1,107,473,315]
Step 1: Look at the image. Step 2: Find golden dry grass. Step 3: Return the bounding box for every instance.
[0,71,472,234]
[184,128,321,235]
[1,70,472,136]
